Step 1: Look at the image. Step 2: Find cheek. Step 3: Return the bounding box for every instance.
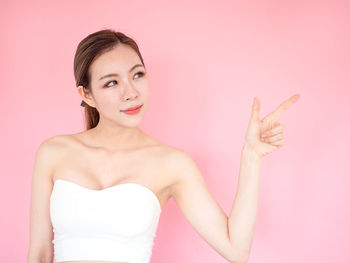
[139,83,150,99]
[95,89,122,110]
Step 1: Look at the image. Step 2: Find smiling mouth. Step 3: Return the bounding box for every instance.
[120,104,143,112]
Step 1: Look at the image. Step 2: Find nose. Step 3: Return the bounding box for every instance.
[121,82,139,101]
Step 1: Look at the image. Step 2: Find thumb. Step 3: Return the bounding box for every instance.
[250,96,260,122]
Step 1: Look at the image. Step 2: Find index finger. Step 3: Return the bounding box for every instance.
[263,94,300,122]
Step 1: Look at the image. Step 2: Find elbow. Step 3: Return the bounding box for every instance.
[27,256,52,263]
[229,249,249,263]
[27,251,53,263]
[233,257,248,263]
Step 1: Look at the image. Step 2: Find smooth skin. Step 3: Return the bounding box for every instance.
[170,94,300,262]
[27,43,300,263]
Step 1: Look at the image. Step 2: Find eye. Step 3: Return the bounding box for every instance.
[103,71,145,88]
[104,80,117,88]
[134,71,145,78]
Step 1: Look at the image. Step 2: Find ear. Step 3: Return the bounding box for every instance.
[77,85,96,108]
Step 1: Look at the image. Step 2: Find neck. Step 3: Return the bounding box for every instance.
[87,120,144,152]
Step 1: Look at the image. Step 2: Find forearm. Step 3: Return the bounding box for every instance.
[228,144,262,261]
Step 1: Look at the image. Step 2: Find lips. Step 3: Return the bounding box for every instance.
[121,104,142,111]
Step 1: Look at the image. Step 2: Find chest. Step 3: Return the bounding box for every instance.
[51,145,172,210]
[50,179,162,237]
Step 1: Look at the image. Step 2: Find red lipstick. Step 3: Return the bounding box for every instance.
[121,104,143,115]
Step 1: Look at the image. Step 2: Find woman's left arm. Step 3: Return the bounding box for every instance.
[170,94,300,263]
[229,94,300,260]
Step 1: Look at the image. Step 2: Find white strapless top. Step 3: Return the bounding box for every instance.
[50,179,162,263]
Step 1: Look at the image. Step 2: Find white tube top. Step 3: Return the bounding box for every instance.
[50,179,162,263]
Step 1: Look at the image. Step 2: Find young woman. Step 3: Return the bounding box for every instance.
[27,29,300,263]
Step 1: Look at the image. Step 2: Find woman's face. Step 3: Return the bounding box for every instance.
[80,44,150,128]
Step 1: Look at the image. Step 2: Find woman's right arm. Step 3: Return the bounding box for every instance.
[27,138,57,263]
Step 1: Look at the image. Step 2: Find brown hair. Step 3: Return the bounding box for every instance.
[73,28,146,130]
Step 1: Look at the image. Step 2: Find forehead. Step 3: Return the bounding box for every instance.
[89,44,142,79]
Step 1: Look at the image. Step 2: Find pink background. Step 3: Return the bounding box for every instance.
[1,0,349,262]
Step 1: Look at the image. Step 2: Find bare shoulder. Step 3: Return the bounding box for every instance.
[161,145,193,166]
[36,134,71,156]
[34,134,73,179]
[158,145,201,197]
[35,136,60,161]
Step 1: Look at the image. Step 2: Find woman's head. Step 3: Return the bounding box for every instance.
[74,29,150,130]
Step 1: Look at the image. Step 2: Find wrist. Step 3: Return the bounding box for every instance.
[242,143,263,161]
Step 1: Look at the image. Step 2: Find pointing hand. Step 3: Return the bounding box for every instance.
[244,94,300,158]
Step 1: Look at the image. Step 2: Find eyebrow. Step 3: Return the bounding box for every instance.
[99,64,144,81]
